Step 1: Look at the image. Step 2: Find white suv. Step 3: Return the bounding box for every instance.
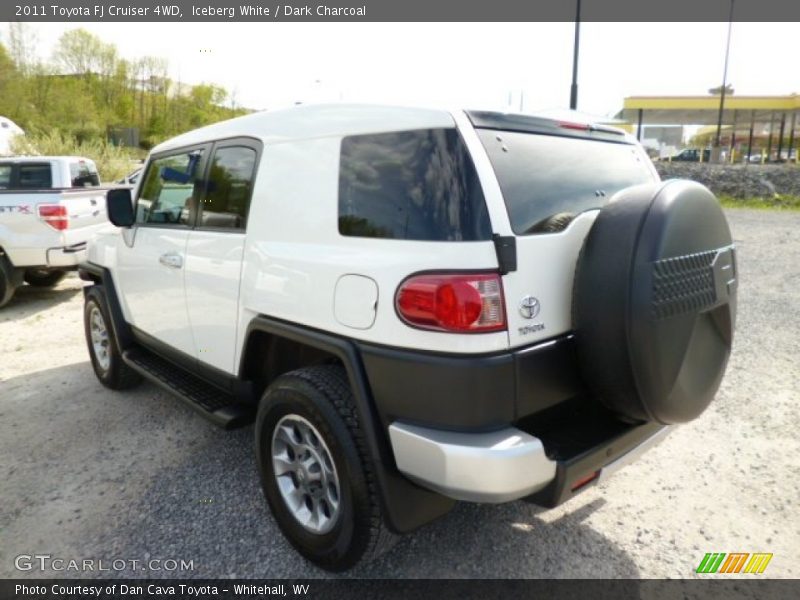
[80,104,737,570]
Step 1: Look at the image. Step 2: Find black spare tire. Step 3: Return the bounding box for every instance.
[573,180,737,424]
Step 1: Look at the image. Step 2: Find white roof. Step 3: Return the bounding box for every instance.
[0,155,96,163]
[152,103,457,154]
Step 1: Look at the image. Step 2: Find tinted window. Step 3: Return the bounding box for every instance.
[338,128,491,241]
[476,130,655,235]
[137,150,204,226]
[69,161,100,187]
[0,165,11,189]
[199,146,257,230]
[17,164,53,189]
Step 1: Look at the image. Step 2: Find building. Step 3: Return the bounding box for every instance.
[616,94,800,161]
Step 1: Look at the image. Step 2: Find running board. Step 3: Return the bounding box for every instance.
[122,347,253,429]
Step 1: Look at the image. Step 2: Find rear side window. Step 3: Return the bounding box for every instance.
[17,164,52,189]
[69,161,100,187]
[476,130,655,235]
[338,128,491,241]
[199,145,257,230]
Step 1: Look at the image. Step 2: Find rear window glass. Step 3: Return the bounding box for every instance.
[0,165,11,189]
[476,130,655,235]
[17,164,52,189]
[69,161,100,187]
[338,128,491,241]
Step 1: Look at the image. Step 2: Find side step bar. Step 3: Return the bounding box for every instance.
[122,347,253,430]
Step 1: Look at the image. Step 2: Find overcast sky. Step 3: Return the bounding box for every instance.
[7,22,798,116]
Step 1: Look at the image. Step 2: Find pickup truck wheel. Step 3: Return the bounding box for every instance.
[83,286,142,390]
[573,180,737,424]
[255,365,395,571]
[0,257,17,308]
[24,268,67,287]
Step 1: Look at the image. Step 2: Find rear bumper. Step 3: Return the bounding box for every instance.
[3,243,86,268]
[46,242,87,267]
[388,422,556,503]
[388,419,670,505]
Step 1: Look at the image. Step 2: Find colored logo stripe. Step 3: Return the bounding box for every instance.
[719,553,749,573]
[744,553,773,574]
[697,553,726,573]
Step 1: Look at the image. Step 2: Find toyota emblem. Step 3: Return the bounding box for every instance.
[519,296,540,319]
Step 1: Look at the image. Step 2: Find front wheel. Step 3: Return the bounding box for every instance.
[24,268,67,288]
[83,286,142,390]
[255,365,395,571]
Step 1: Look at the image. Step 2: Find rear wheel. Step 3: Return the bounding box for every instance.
[255,365,395,571]
[24,268,67,287]
[83,286,142,390]
[0,256,16,307]
[0,255,20,308]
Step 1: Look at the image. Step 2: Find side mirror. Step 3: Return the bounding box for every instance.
[107,188,134,227]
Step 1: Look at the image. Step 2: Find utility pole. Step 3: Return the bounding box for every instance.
[713,0,735,160]
[569,0,581,110]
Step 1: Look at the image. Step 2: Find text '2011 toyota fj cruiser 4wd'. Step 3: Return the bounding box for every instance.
[79,104,737,571]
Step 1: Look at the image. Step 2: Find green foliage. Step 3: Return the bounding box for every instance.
[0,25,249,166]
[10,129,141,182]
[718,194,800,211]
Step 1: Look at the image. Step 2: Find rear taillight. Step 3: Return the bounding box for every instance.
[38,204,68,230]
[395,273,506,333]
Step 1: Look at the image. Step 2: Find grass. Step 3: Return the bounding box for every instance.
[718,194,800,211]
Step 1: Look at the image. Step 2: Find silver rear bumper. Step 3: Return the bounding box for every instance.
[389,421,672,504]
[388,422,557,503]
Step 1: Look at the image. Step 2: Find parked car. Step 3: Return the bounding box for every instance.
[0,156,107,307]
[663,148,712,162]
[80,105,737,570]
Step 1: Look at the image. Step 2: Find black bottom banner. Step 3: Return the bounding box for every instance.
[1,579,798,600]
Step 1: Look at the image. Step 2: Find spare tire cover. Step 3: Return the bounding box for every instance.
[573,179,737,424]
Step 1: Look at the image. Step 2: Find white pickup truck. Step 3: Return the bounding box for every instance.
[0,156,109,307]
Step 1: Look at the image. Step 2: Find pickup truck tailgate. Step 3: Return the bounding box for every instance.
[0,188,109,268]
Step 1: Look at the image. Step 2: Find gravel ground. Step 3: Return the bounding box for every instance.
[1,208,798,579]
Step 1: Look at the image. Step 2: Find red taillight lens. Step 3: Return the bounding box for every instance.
[570,469,600,492]
[38,204,68,230]
[396,273,506,333]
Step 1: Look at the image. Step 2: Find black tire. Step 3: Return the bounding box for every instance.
[0,256,17,308]
[83,286,142,390]
[255,365,395,571]
[24,268,67,287]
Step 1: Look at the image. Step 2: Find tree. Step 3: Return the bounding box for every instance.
[5,25,249,151]
[53,29,107,76]
[7,22,38,76]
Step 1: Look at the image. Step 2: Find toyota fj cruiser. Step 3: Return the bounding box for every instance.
[79,104,737,571]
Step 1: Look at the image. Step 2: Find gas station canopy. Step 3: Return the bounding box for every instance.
[617,94,800,126]
[616,94,799,159]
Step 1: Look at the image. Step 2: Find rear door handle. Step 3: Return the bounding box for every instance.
[159,253,183,269]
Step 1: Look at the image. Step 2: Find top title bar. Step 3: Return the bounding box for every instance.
[4,0,800,22]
